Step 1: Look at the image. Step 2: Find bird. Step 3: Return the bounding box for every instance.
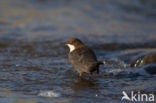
[65,38,104,78]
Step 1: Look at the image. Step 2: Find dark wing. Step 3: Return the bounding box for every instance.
[69,47,98,72]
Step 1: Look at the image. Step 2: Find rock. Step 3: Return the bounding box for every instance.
[131,56,144,67]
[143,53,156,65]
[130,53,156,67]
[144,64,156,74]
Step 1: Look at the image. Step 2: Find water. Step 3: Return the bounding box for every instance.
[0,0,156,103]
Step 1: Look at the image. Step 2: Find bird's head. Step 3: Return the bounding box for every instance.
[65,38,85,52]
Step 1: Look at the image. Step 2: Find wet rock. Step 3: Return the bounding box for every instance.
[130,55,144,67]
[143,64,156,74]
[143,53,156,65]
[130,52,156,67]
[120,52,145,67]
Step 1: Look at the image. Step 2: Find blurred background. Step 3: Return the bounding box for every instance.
[0,0,156,42]
[0,0,156,103]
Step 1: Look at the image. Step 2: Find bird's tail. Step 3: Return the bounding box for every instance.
[96,61,106,74]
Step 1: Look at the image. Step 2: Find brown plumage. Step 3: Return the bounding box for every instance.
[65,38,103,78]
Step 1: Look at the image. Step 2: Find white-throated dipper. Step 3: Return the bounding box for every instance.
[65,38,104,78]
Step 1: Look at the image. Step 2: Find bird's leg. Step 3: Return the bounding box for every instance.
[79,72,82,77]
[97,68,99,74]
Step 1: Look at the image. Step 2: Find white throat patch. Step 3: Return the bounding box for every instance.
[66,44,75,52]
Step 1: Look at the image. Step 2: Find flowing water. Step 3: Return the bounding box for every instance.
[0,0,156,103]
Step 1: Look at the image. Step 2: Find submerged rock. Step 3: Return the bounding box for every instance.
[143,64,156,75]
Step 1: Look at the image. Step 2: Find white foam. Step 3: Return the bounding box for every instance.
[38,91,61,98]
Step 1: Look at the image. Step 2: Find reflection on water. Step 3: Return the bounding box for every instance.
[71,78,98,91]
[0,0,156,103]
